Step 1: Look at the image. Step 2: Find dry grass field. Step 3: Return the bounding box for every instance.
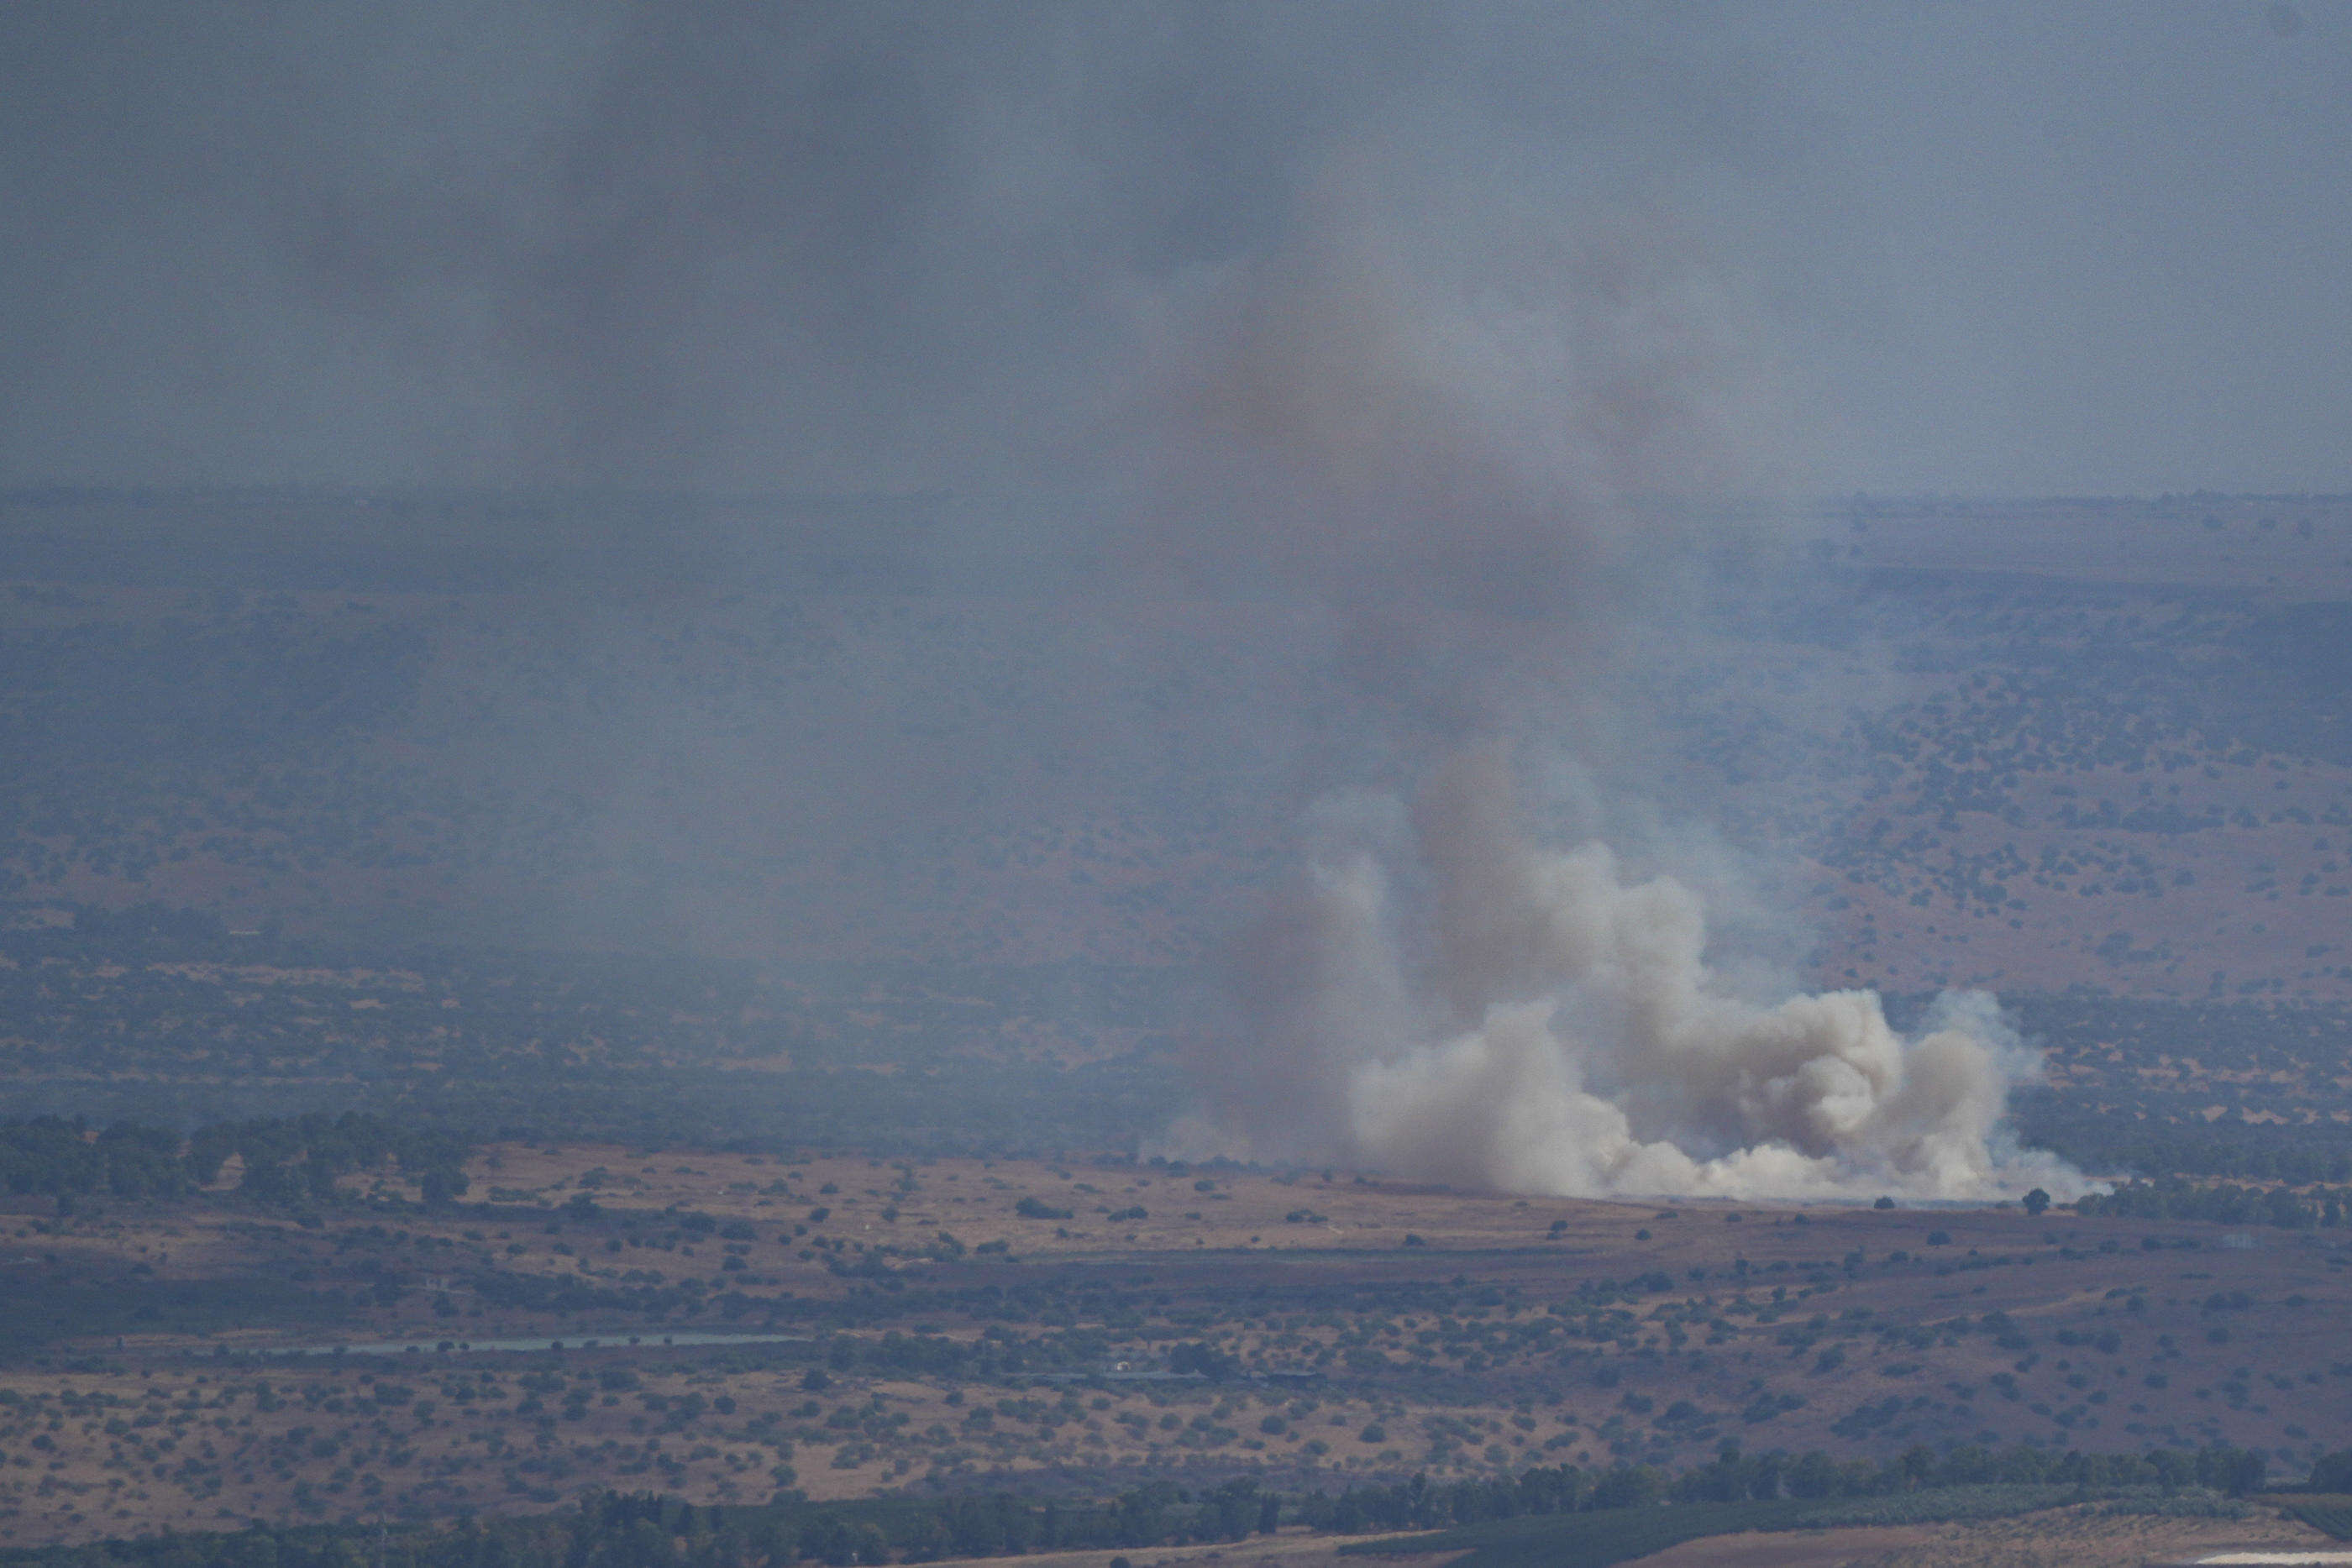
[2,1146,2349,1548]
[892,1505,2352,1568]
[1613,1505,2341,1567]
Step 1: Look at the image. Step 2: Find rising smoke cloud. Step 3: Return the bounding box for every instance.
[0,4,2092,1198]
[1178,752,2089,1202]
[1156,130,2089,1204]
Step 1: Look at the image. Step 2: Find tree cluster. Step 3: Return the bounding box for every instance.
[2075,1175,2351,1229]
[0,1440,2281,1568]
[0,1112,473,1213]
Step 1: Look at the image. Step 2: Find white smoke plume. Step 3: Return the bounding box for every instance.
[1157,141,2089,1204]
[1177,751,2090,1202]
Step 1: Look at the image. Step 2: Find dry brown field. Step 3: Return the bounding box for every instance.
[2,1146,2349,1547]
[1616,1503,2341,1567]
[895,1505,2352,1568]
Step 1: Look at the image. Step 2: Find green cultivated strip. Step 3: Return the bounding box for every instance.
[2286,1497,2352,1541]
[1342,1500,1787,1568]
[1336,1487,2084,1568]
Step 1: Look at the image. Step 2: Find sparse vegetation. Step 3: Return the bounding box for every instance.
[3,493,2351,1558]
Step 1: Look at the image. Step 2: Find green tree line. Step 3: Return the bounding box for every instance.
[0,1112,472,1212]
[2074,1175,2352,1229]
[0,1440,2289,1568]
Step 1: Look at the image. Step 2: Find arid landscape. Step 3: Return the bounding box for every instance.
[2,1144,2349,1550]
[7,7,2352,1565]
[3,494,2350,1565]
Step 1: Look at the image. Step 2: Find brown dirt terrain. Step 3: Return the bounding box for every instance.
[1614,1505,2339,1566]
[902,1508,2350,1568]
[1826,1504,2344,1567]
[2,1148,2349,1546]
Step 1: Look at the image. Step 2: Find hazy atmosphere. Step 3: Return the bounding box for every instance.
[5,2,2350,495]
[3,4,2352,1560]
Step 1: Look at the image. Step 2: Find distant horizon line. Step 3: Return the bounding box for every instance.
[4,483,2349,508]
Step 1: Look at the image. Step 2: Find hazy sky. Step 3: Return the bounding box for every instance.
[2,1,2345,496]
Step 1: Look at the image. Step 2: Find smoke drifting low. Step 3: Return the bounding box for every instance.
[1175,753,2088,1202]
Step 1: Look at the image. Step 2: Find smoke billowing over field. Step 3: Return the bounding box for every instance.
[9,2,2291,1202]
[8,4,2352,1552]
[1122,129,2074,1199]
[1179,752,2084,1199]
[1155,275,2082,1198]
